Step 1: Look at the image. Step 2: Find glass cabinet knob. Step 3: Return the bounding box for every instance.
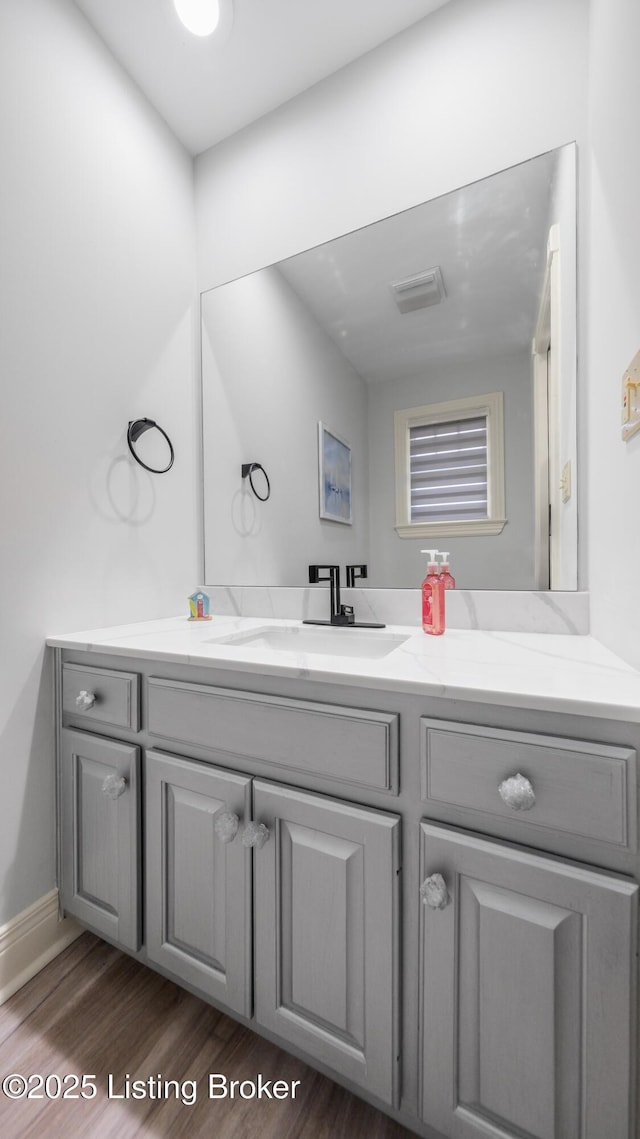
[420,873,450,910]
[214,810,240,844]
[498,772,536,811]
[75,689,96,711]
[241,821,270,849]
[102,774,127,800]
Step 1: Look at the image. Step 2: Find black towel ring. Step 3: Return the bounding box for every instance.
[127,419,174,474]
[241,462,271,501]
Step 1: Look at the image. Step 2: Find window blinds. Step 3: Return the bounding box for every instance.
[409,416,488,522]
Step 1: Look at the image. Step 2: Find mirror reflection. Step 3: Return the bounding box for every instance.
[201,144,577,591]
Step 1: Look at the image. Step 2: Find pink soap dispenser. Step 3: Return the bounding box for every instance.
[438,551,456,590]
[421,550,445,635]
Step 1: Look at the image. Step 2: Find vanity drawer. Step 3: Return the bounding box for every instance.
[420,718,637,856]
[148,678,398,793]
[62,664,140,732]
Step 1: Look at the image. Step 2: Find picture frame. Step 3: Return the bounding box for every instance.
[318,421,352,524]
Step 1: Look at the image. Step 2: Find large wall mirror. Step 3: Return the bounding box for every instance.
[201,144,577,591]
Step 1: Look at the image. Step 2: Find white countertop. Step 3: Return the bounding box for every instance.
[47,615,640,722]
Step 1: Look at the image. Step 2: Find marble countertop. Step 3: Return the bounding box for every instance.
[47,615,640,722]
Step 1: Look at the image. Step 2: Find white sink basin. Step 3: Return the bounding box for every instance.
[208,625,409,660]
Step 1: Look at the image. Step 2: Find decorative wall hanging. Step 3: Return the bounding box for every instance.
[318,422,352,524]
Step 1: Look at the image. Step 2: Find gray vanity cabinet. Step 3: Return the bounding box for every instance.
[55,653,640,1139]
[60,728,141,952]
[252,779,401,1107]
[419,821,638,1139]
[144,750,253,1017]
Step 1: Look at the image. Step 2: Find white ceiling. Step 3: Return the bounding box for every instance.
[72,0,452,156]
[276,149,560,379]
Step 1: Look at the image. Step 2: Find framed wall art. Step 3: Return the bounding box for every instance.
[318,422,352,524]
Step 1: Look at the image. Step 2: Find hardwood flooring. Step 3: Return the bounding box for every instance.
[0,933,415,1139]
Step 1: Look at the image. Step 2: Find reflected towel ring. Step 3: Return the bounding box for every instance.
[241,462,271,501]
[127,419,174,474]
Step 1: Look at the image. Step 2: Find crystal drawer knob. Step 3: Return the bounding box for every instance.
[102,774,127,800]
[75,689,96,711]
[420,873,449,910]
[241,821,270,849]
[498,772,536,811]
[214,810,240,844]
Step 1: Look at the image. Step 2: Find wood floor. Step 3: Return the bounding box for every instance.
[0,933,415,1139]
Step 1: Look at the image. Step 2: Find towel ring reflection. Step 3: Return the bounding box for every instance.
[127,419,174,474]
[241,462,271,501]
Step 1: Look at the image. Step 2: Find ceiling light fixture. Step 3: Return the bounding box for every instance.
[173,0,222,37]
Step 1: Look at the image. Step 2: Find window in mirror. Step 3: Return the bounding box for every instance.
[394,392,506,539]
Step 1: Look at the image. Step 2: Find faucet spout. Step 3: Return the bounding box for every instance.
[307,564,342,620]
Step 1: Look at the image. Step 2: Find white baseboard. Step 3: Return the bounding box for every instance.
[0,889,83,1005]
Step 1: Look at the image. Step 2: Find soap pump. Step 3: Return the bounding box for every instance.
[420,550,445,636]
[438,551,456,590]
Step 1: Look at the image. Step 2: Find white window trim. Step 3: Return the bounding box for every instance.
[394,391,506,539]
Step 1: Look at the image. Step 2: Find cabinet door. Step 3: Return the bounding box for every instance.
[145,750,252,1017]
[419,821,638,1139]
[253,779,401,1106]
[61,728,140,951]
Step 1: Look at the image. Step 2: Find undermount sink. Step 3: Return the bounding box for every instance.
[207,625,410,660]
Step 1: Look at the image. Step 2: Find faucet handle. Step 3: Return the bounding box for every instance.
[334,605,355,626]
[345,564,368,587]
[308,564,340,584]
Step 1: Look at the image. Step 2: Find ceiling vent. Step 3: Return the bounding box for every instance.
[390,266,446,314]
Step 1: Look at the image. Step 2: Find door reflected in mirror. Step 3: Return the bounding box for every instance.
[201,144,577,591]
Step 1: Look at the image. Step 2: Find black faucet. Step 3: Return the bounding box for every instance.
[304,564,385,628]
[304,565,351,624]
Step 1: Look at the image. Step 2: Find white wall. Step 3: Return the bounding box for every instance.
[367,351,535,589]
[195,0,589,292]
[201,268,369,585]
[585,0,640,668]
[0,0,197,926]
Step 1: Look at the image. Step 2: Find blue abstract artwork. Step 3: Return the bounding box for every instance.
[319,422,352,524]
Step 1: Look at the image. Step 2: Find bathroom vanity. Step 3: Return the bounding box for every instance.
[48,617,640,1139]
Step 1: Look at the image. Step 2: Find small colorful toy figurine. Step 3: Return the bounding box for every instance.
[187,591,212,621]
